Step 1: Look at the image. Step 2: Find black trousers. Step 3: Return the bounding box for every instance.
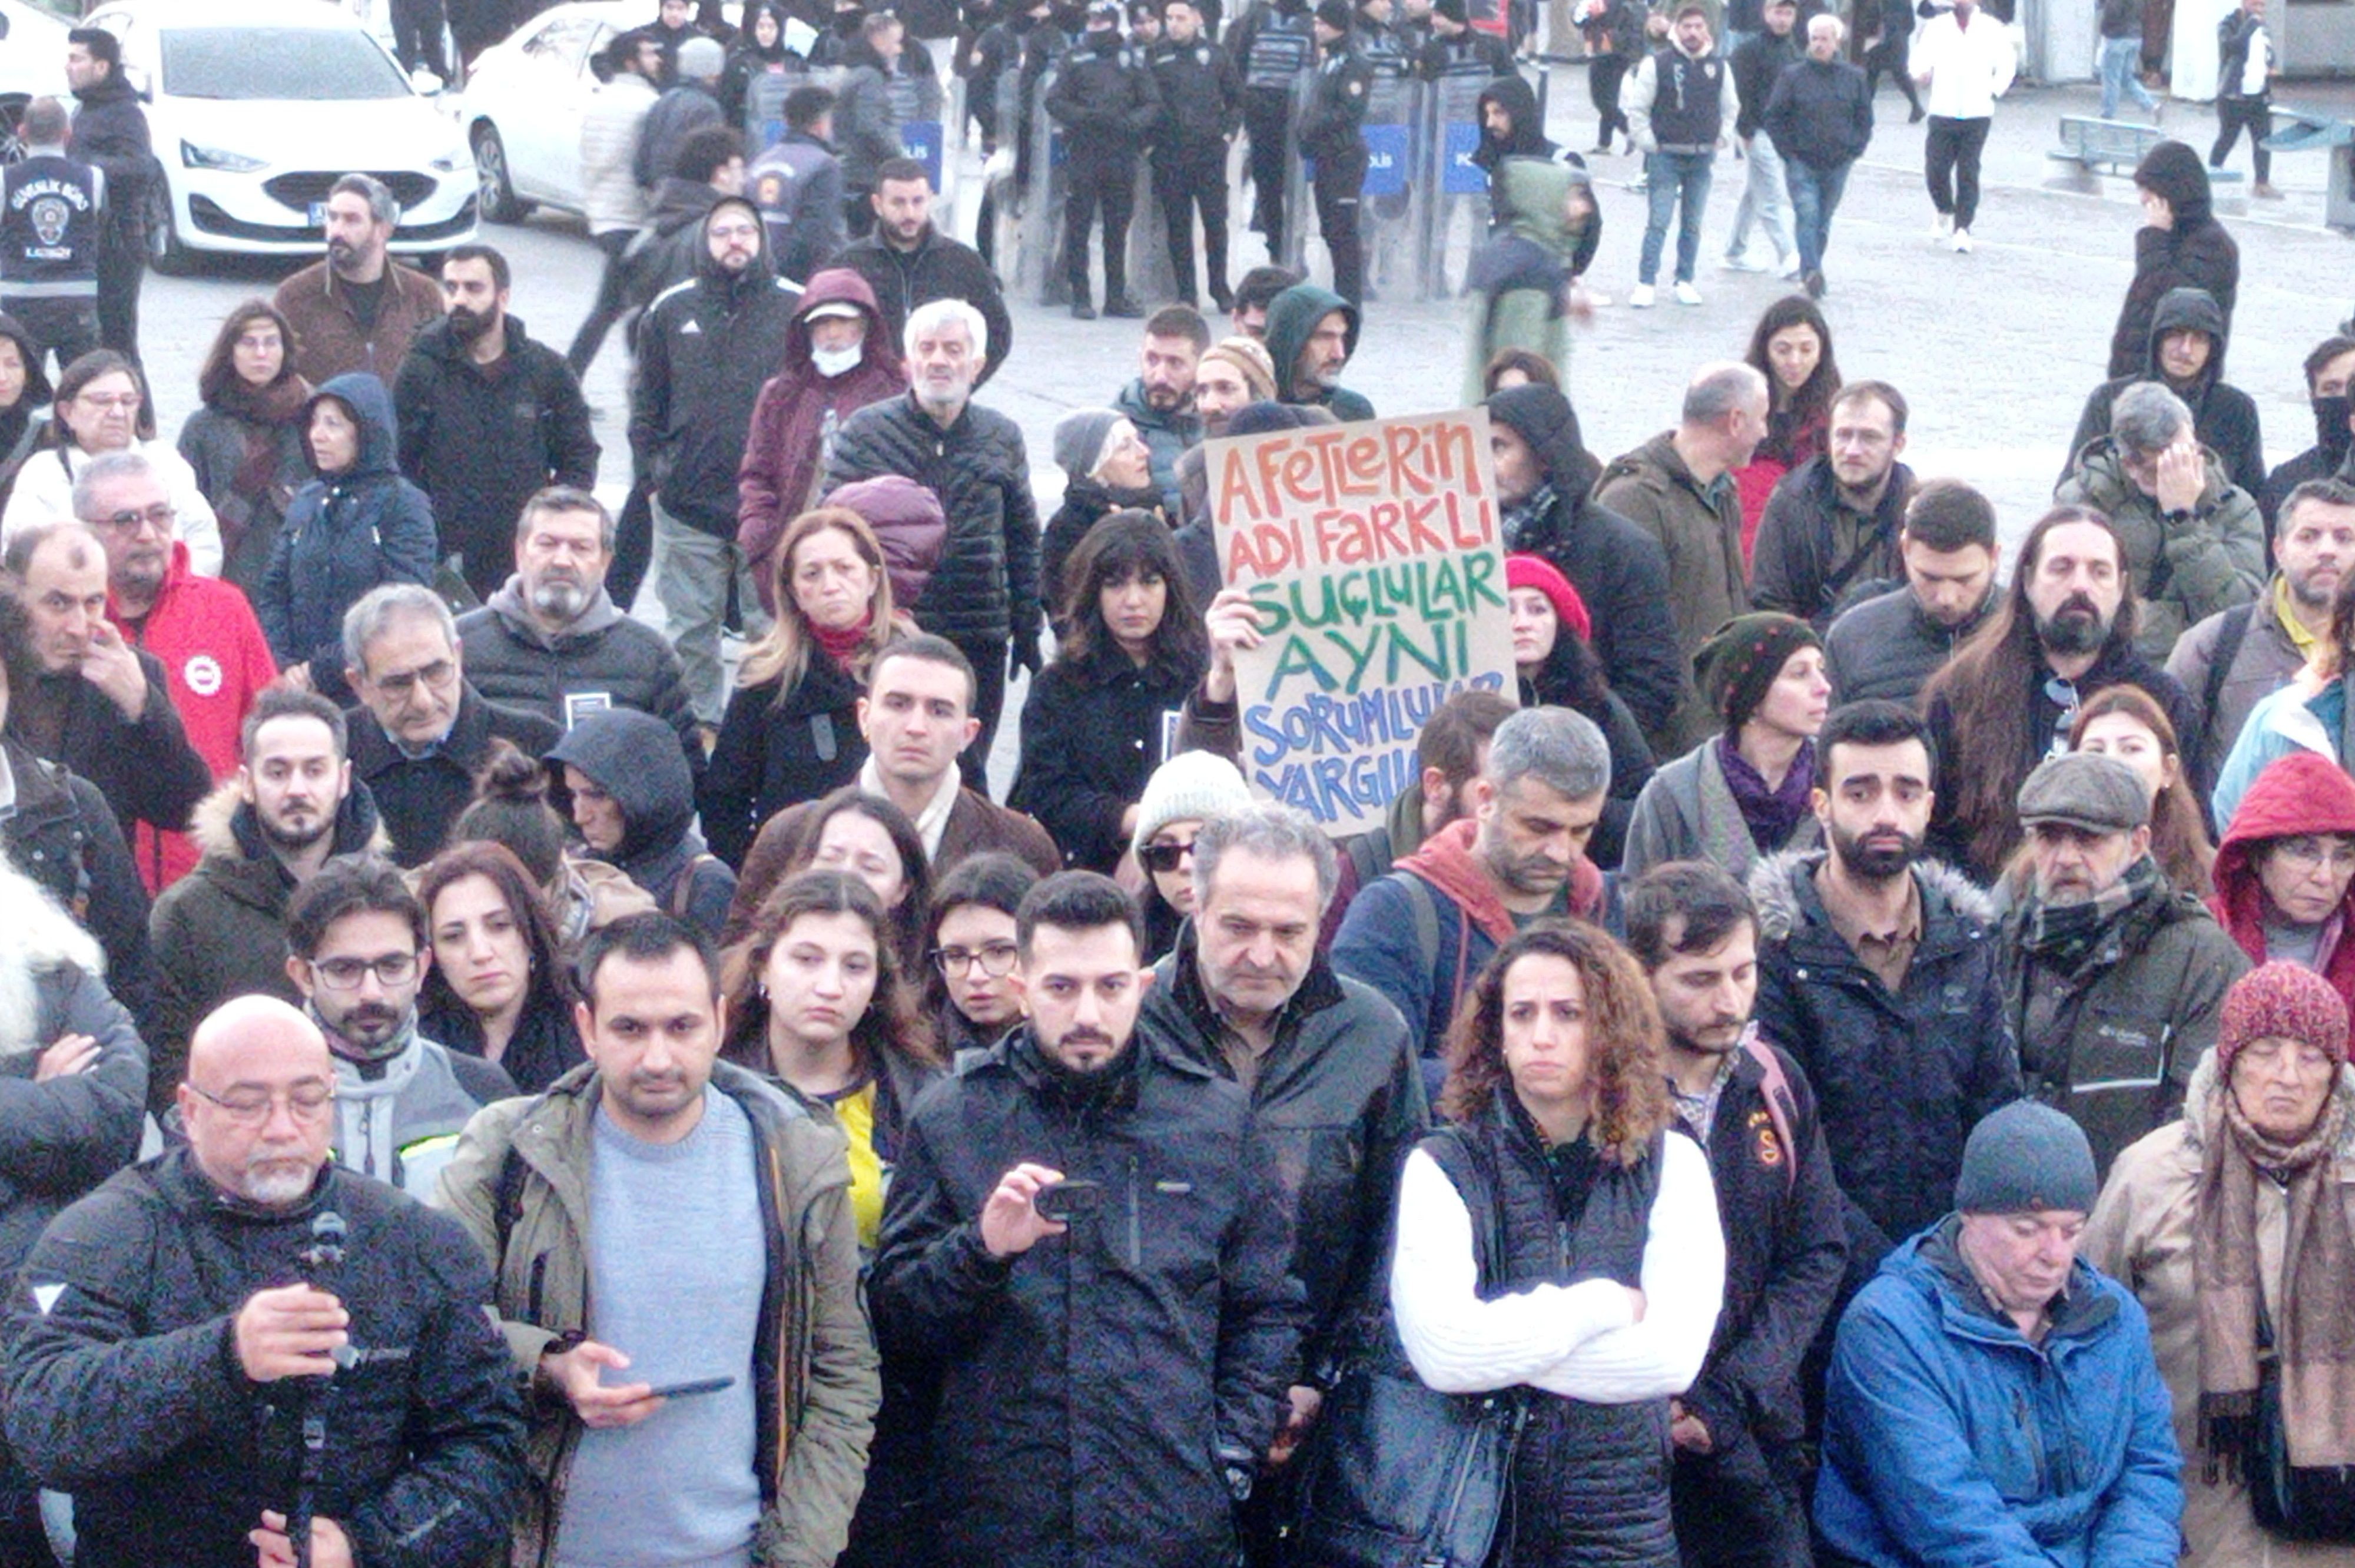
[2213,92,2271,182]
[1670,1429,1814,1568]
[1311,140,1367,306]
[1863,34,1921,114]
[956,634,1009,795]
[566,228,636,377]
[1923,113,1990,228]
[1062,150,1136,305]
[610,475,656,613]
[1243,88,1292,250]
[391,0,450,77]
[1153,142,1231,305]
[1589,52,1631,142]
[94,241,141,366]
[4,297,99,383]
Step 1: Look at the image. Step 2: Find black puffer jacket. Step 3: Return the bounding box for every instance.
[699,652,869,868]
[2107,141,2239,380]
[1,737,155,1052]
[1,1153,526,1568]
[1009,648,1202,874]
[822,225,1015,387]
[1142,940,1426,1388]
[869,1029,1303,1568]
[2067,284,2266,503]
[825,392,1041,648]
[1822,579,1996,709]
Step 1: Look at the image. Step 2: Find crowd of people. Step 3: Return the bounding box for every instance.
[0,1,2348,1566]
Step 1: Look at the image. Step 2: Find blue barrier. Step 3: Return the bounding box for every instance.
[901,120,944,190]
[1441,119,1485,194]
[1364,121,1410,198]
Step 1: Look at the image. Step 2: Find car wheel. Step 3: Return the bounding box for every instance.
[147,188,197,277]
[472,122,533,223]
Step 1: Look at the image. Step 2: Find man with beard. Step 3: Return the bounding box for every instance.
[871,871,1302,1566]
[284,857,512,1195]
[1924,508,2203,884]
[150,689,386,1117]
[1748,699,2019,1287]
[77,453,276,892]
[2168,478,2355,776]
[1112,305,1206,516]
[1749,382,1916,631]
[2261,334,2355,525]
[1627,860,1845,1568]
[1997,751,2245,1178]
[1262,282,1374,420]
[392,245,599,603]
[272,174,445,387]
[1823,479,1998,708]
[456,488,698,774]
[829,161,1015,387]
[1332,706,1617,1086]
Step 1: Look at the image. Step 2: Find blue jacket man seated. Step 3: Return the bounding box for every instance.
[1815,1100,2184,1567]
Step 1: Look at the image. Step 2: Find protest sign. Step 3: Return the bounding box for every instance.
[1208,409,1516,835]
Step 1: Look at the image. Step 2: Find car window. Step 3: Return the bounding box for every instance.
[522,14,601,69]
[159,26,411,100]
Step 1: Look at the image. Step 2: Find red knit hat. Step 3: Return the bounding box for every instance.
[1505,554,1592,645]
[2219,961,2351,1077]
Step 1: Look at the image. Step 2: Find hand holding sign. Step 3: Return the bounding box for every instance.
[1202,588,1267,705]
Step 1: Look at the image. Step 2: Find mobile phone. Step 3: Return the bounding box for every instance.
[1034,1178,1103,1223]
[645,1375,736,1400]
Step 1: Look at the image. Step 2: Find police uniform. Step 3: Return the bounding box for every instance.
[1148,31,1243,307]
[0,150,104,376]
[1298,18,1372,304]
[1231,0,1316,254]
[1044,21,1163,314]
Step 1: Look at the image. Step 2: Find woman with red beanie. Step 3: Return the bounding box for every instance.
[2211,750,2355,1019]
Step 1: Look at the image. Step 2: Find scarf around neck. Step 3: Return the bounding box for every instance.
[1717,734,1815,854]
[2021,854,2158,973]
[810,611,873,669]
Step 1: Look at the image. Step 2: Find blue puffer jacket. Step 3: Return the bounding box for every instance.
[1815,1222,2183,1568]
[257,373,438,688]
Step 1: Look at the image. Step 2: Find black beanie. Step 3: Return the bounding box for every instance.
[1696,612,1822,733]
[1314,0,1354,28]
[1434,0,1467,21]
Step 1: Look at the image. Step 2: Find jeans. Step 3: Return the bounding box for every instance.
[1785,157,1849,274]
[656,500,768,725]
[2098,35,2158,118]
[1639,150,1713,284]
[2213,92,2271,182]
[1725,131,1794,264]
[1923,114,1991,229]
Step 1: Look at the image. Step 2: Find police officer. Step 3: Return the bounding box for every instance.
[63,28,148,366]
[1047,0,1162,319]
[1299,0,1371,304]
[1230,0,1316,258]
[1150,0,1243,311]
[1415,0,1513,78]
[0,98,103,378]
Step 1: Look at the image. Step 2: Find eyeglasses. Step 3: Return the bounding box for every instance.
[91,502,175,534]
[309,952,420,989]
[933,942,1019,979]
[2043,677,2079,762]
[1138,838,1198,874]
[187,1080,337,1126]
[367,658,457,700]
[2268,836,2355,876]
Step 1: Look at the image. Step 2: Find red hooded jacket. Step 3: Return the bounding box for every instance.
[2209,749,2355,1016]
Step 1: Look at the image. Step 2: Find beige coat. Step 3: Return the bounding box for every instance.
[2084,1052,2355,1568]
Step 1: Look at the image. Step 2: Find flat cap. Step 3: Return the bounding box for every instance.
[2016,751,2149,835]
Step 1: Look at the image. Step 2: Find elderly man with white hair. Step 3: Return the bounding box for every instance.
[823,296,1041,784]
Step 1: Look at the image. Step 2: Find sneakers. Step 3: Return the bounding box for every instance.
[1630,283,1656,308]
[1804,268,1826,298]
[1673,280,1703,306]
[1777,253,1802,280]
[1932,213,1953,240]
[1584,289,1614,307]
[1720,253,1767,273]
[1952,227,1973,253]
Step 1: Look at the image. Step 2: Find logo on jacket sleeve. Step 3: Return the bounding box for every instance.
[1747,1108,1785,1170]
[183,654,223,698]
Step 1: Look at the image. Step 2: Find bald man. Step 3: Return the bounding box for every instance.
[0,996,526,1568]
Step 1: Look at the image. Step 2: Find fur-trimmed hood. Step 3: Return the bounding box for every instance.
[1747,847,1997,945]
[0,854,104,1059]
[188,776,390,866]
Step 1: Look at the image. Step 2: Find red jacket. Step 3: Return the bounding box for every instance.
[2209,748,2355,1016]
[111,541,278,891]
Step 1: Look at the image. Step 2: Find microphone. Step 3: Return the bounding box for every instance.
[300,1212,358,1373]
[291,1211,351,1568]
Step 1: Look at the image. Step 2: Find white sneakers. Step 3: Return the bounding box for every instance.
[1630,283,1656,308]
[1674,281,1703,306]
[1720,254,1767,273]
[1777,254,1803,280]
[1933,212,1953,240]
[1952,227,1974,253]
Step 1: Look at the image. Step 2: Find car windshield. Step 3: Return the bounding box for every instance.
[160,27,411,100]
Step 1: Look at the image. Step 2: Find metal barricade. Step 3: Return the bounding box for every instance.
[1014,65,1072,302]
[887,69,947,192]
[1415,62,1544,298]
[1358,66,1422,298]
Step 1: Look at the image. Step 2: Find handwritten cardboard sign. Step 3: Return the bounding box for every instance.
[1208,409,1516,834]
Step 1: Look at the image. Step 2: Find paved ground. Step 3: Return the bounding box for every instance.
[127,64,2355,787]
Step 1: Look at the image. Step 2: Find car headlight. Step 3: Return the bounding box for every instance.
[180,140,266,173]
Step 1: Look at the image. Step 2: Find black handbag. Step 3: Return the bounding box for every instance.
[2248,1300,2355,1543]
[1287,1131,1527,1568]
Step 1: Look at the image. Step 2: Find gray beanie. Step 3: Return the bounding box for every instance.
[1132,751,1253,857]
[678,34,725,78]
[1953,1102,2099,1216]
[1053,407,1122,478]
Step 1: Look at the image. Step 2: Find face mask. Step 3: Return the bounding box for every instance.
[813,343,863,376]
[2314,394,2353,462]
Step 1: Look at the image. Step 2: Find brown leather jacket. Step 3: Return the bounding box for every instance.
[271,258,446,389]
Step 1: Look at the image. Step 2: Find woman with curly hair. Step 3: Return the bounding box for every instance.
[178,299,313,592]
[414,840,585,1093]
[1389,921,1725,1567]
[1731,296,1841,565]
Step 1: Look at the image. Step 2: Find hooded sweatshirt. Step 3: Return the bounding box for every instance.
[547,707,736,938]
[2107,143,2240,381]
[1262,284,1374,422]
[1462,158,1599,405]
[2068,284,2266,502]
[2210,749,2355,1019]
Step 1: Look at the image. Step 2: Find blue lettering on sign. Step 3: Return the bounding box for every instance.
[900,120,944,190]
[1442,120,1486,194]
[1363,123,1409,197]
[1240,674,1510,826]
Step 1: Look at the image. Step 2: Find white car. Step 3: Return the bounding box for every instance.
[78,0,476,271]
[0,0,75,159]
[459,0,647,223]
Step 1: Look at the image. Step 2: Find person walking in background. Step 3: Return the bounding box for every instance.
[63,29,148,366]
[2099,0,2161,120]
[568,28,665,379]
[1625,5,1736,308]
[1764,13,1872,299]
[1860,0,1922,122]
[1910,0,2014,253]
[1722,0,1801,281]
[2214,0,2279,197]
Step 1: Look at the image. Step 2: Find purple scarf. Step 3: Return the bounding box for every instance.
[1719,735,1816,853]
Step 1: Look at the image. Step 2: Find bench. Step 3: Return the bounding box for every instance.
[2050,114,2244,181]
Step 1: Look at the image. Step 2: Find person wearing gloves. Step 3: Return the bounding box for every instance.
[1041,406,1167,624]
[549,705,738,942]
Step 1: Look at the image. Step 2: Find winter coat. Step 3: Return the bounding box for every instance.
[257,373,438,686]
[1594,429,1750,752]
[636,79,725,188]
[0,737,155,1053]
[868,1028,1303,1568]
[2165,584,2307,810]
[834,48,896,193]
[455,579,701,774]
[578,71,659,236]
[1750,456,1916,631]
[2,437,223,578]
[1262,284,1375,420]
[1823,579,1995,708]
[148,783,385,1112]
[393,314,599,599]
[2210,748,2355,1017]
[2065,284,2268,506]
[2108,145,2239,380]
[700,653,869,868]
[1815,1221,2184,1568]
[347,682,561,868]
[823,226,1014,386]
[65,72,149,254]
[1762,51,1873,171]
[1141,938,1426,1386]
[1621,736,1823,881]
[546,708,735,939]
[825,392,1041,647]
[620,176,720,314]
[1112,377,1199,521]
[1007,649,1202,874]
[271,260,446,389]
[1149,32,1244,151]
[1748,848,2022,1278]
[1997,866,2247,1179]
[1460,158,1598,406]
[2210,674,2355,833]
[4,1151,527,1568]
[177,401,311,593]
[8,646,214,881]
[2057,438,2265,661]
[1040,475,1166,623]
[108,541,279,892]
[738,274,907,607]
[1046,29,1162,159]
[2083,1052,2355,1568]
[632,214,802,538]
[1731,27,1803,140]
